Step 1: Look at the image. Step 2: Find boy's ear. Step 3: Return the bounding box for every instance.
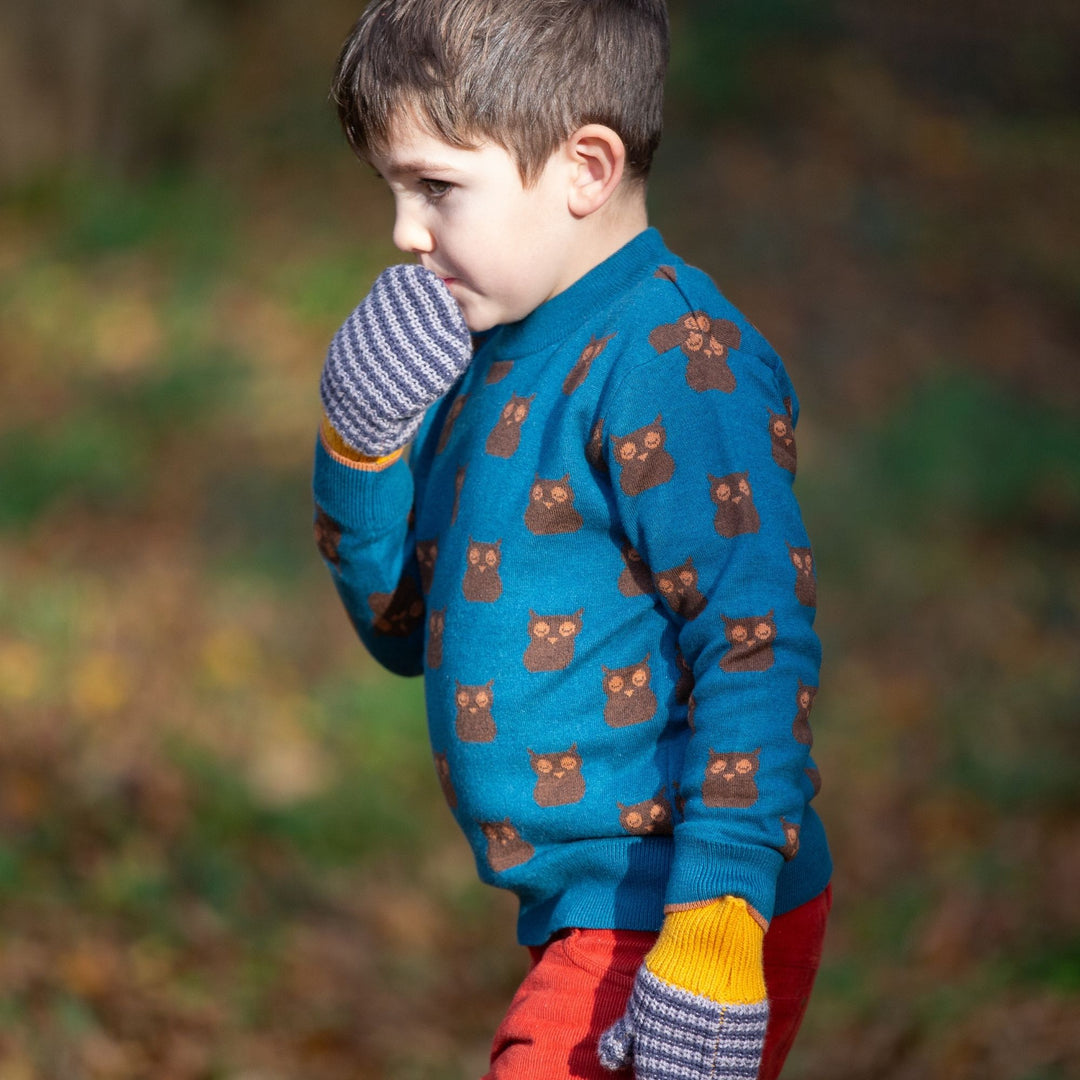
[564,124,627,218]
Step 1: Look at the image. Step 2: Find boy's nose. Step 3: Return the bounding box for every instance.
[392,206,434,255]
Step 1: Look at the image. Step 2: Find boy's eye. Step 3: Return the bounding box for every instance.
[419,178,453,199]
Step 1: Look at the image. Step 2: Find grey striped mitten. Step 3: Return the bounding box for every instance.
[320,264,472,456]
[598,968,769,1079]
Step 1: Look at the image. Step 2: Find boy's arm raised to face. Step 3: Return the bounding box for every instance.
[312,265,472,676]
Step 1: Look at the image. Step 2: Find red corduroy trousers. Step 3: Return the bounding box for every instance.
[485,885,831,1080]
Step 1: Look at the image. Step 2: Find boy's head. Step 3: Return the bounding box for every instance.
[332,0,669,187]
[332,0,669,331]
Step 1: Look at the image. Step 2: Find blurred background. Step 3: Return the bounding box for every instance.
[0,0,1077,1077]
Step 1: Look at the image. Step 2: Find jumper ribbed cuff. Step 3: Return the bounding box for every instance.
[665,834,784,924]
[313,432,413,537]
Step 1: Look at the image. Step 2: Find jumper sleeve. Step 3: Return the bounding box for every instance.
[312,425,425,677]
[603,336,820,923]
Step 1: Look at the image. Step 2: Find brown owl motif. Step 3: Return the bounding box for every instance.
[480,819,534,873]
[654,265,678,283]
[435,393,469,454]
[486,394,534,458]
[780,818,801,860]
[525,475,583,535]
[687,692,697,732]
[789,545,817,607]
[602,655,658,727]
[618,542,655,597]
[719,612,777,673]
[563,332,615,395]
[455,679,496,742]
[702,748,761,808]
[709,472,761,537]
[769,403,797,473]
[451,464,466,525]
[368,576,424,637]
[586,419,607,473]
[486,359,514,384]
[674,647,694,705]
[806,764,822,796]
[618,790,674,836]
[314,506,343,567]
[610,415,675,496]
[462,539,503,602]
[433,750,457,809]
[523,609,583,672]
[792,680,817,746]
[426,608,445,669]
[416,539,438,594]
[654,558,707,621]
[529,745,586,807]
[648,311,740,393]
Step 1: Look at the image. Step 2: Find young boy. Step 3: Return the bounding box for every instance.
[313,2,831,1077]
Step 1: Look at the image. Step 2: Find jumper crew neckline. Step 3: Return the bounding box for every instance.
[483,227,668,358]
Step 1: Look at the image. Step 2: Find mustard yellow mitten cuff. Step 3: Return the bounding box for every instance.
[320,414,404,471]
[644,895,767,1004]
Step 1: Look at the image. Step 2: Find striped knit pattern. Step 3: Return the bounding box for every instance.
[598,969,768,1079]
[320,264,473,456]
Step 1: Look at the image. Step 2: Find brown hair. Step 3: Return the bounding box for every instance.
[331,0,669,185]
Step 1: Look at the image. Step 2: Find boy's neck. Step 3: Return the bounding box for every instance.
[564,185,649,294]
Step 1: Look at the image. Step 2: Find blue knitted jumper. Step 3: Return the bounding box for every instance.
[313,228,831,945]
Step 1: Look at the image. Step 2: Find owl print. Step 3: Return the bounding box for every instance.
[486,359,514,384]
[617,542,655,597]
[485,393,534,458]
[435,393,469,454]
[805,764,822,796]
[719,612,777,673]
[426,608,445,669]
[368,576,424,637]
[648,311,741,393]
[586,419,607,473]
[654,265,678,283]
[709,472,760,537]
[525,475,583,535]
[610,416,675,496]
[654,558,707,621]
[602,655,658,727]
[789,545,817,607]
[462,539,503,602]
[702,748,761,808]
[792,680,817,746]
[481,819,534,873]
[529,745,586,807]
[433,751,457,809]
[313,506,343,567]
[618,791,674,836]
[687,692,697,732]
[416,539,438,594]
[451,464,466,525]
[455,680,496,742]
[523,609,583,672]
[780,818,801,861]
[769,403,797,474]
[563,332,615,395]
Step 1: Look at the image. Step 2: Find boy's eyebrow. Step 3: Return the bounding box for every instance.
[377,157,459,179]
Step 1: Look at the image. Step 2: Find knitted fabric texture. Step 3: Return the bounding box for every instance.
[320,264,472,456]
[598,969,769,1079]
[312,228,832,944]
